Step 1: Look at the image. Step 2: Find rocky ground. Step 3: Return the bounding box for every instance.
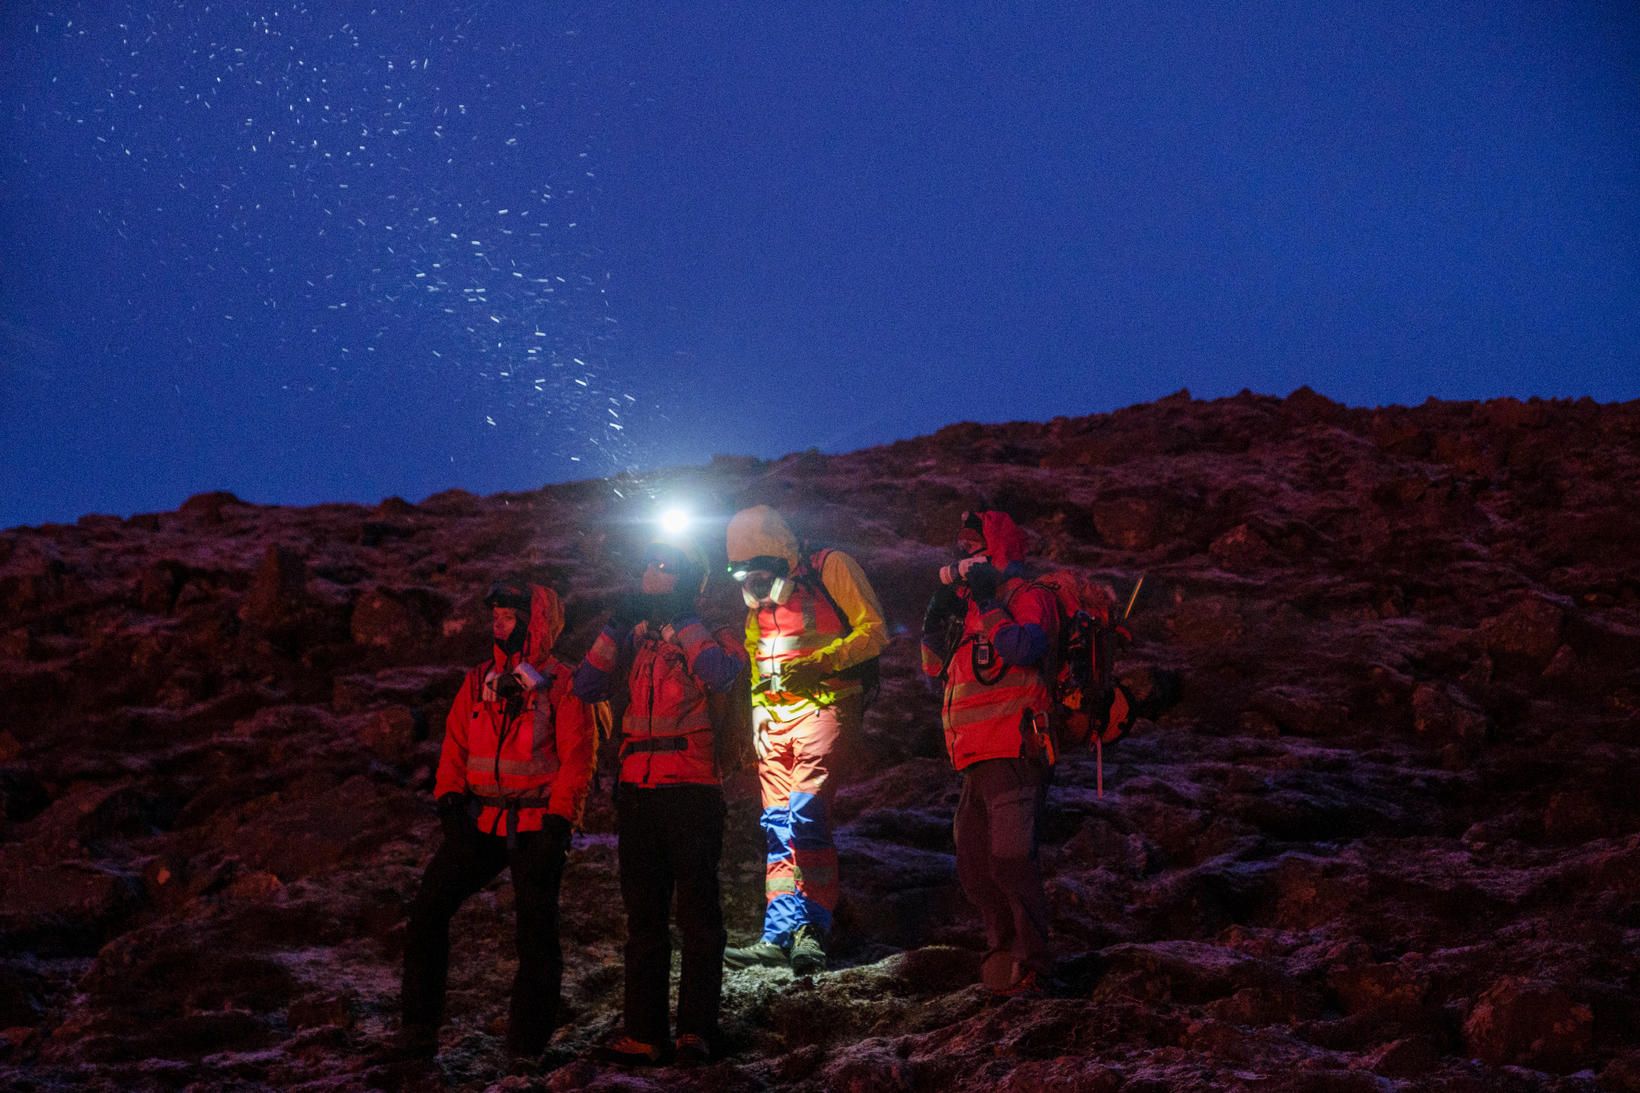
[2,389,1638,1091]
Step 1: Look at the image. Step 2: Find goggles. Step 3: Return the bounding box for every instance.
[727,556,789,583]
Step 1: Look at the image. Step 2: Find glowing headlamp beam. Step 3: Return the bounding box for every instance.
[657,505,692,539]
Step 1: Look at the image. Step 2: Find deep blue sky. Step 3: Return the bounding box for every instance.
[3,2,1637,529]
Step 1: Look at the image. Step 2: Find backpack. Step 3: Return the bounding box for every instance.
[1029,570,1136,754]
[803,547,882,706]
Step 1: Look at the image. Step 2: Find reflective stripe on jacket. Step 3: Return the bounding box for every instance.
[750,573,852,717]
[747,550,887,721]
[940,577,1059,770]
[434,650,597,833]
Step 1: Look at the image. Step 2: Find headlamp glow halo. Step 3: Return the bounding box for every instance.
[656,505,692,540]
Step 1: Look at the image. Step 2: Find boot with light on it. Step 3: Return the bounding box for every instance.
[598,1034,668,1067]
[722,938,789,969]
[788,925,827,975]
[673,1033,713,1067]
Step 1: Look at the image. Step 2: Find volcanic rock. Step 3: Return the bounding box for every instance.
[241,544,309,625]
[349,586,448,656]
[1462,976,1594,1070]
[0,392,1636,1089]
[1479,595,1567,673]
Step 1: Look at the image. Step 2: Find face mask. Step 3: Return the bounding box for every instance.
[740,572,794,608]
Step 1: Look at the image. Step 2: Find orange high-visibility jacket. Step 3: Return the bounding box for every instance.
[940,578,1059,769]
[923,511,1060,770]
[583,619,746,787]
[434,584,596,834]
[750,560,855,699]
[729,505,887,722]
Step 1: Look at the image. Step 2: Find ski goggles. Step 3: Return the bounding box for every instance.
[727,556,788,583]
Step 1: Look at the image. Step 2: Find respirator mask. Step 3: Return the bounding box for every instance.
[730,555,792,608]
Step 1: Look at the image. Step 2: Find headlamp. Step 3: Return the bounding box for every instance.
[727,556,788,583]
[657,505,692,539]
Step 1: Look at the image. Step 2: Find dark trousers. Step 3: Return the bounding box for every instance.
[401,828,567,1055]
[953,757,1052,982]
[617,784,727,1045]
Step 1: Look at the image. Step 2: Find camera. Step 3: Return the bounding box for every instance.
[494,672,526,702]
[940,552,989,586]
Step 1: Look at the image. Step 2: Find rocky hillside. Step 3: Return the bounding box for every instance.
[2,389,1638,1091]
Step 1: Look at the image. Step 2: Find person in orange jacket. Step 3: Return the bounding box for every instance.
[920,510,1059,997]
[574,537,746,1066]
[399,578,597,1062]
[722,505,887,975]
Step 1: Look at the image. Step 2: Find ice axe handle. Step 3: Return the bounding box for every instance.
[1122,574,1145,621]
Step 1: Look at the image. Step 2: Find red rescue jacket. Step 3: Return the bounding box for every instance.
[434,584,596,834]
[605,620,744,787]
[749,552,859,707]
[940,579,1059,769]
[926,513,1061,770]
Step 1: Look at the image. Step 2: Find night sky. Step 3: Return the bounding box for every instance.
[3,2,1637,529]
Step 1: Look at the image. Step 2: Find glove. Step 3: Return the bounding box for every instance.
[963,561,1002,605]
[609,591,646,632]
[437,793,471,842]
[539,813,572,847]
[779,656,830,694]
[923,585,963,635]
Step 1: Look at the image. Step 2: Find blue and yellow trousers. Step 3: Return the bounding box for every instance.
[753,699,857,946]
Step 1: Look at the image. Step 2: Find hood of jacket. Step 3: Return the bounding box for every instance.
[725,505,800,570]
[979,510,1028,573]
[522,582,564,663]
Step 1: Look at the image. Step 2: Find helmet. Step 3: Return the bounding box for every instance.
[484,579,532,612]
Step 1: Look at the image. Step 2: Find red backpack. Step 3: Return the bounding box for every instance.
[1030,570,1137,793]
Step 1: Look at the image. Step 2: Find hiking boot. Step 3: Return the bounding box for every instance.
[990,969,1047,1000]
[597,1034,667,1067]
[673,1033,712,1067]
[723,939,789,969]
[788,925,827,975]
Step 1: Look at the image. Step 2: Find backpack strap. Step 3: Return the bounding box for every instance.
[803,547,882,704]
[804,547,850,634]
[1016,578,1066,680]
